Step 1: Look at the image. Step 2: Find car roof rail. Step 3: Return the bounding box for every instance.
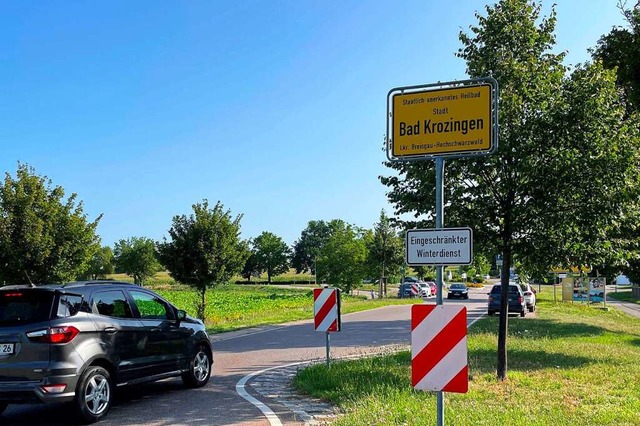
[63,280,137,287]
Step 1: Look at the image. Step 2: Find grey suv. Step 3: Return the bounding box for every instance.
[487,283,526,317]
[0,281,213,423]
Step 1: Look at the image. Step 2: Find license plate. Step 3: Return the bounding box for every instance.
[0,343,15,355]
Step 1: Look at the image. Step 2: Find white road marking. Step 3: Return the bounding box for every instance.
[236,361,307,426]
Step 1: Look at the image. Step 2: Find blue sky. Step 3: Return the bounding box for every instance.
[0,1,626,248]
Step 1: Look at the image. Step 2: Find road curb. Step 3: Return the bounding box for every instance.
[245,344,410,425]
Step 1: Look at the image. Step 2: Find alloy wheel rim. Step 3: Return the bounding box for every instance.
[193,351,210,382]
[85,374,110,415]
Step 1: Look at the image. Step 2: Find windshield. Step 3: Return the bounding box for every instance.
[450,284,466,289]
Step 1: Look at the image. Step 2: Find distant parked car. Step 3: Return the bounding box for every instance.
[519,283,536,312]
[447,283,469,299]
[487,283,526,317]
[0,281,213,423]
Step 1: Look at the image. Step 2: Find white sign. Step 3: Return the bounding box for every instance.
[406,228,473,266]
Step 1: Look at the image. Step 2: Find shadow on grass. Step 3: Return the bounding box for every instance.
[469,348,594,375]
[472,318,607,340]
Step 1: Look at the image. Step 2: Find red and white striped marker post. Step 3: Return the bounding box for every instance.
[313,288,341,366]
[411,304,468,393]
[411,283,421,297]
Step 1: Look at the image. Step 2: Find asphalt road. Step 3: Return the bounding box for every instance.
[2,287,489,425]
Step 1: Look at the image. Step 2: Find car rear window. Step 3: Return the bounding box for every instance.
[0,290,54,325]
[490,285,520,294]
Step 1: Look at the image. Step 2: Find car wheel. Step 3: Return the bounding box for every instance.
[447,295,451,299]
[182,344,212,388]
[75,366,112,424]
[464,295,469,299]
[488,310,495,316]
[0,402,8,416]
[520,310,526,317]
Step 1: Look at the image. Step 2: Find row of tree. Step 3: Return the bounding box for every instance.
[0,167,411,319]
[90,212,409,304]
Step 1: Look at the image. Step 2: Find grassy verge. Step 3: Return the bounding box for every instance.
[152,285,421,333]
[293,292,640,425]
[608,289,640,304]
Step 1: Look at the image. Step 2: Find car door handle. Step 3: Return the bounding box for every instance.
[103,327,117,334]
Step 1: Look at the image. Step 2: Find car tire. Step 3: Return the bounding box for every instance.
[74,366,112,424]
[447,295,451,299]
[520,310,526,317]
[464,295,469,299]
[488,310,495,316]
[182,344,212,388]
[0,402,8,416]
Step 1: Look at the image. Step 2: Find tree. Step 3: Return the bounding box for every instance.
[252,231,291,283]
[291,220,334,274]
[0,164,101,284]
[114,237,161,285]
[465,254,491,279]
[317,222,367,293]
[593,1,640,115]
[381,0,640,381]
[82,246,115,280]
[241,253,260,282]
[593,1,640,296]
[365,210,404,295]
[413,266,435,281]
[157,200,249,321]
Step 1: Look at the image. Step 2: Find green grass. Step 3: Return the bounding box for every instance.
[608,289,640,304]
[152,285,422,333]
[293,291,640,425]
[107,272,423,333]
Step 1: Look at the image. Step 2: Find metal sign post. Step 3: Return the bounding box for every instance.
[388,77,498,426]
[326,332,330,367]
[435,157,445,425]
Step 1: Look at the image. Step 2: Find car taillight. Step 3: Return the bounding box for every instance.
[27,326,80,344]
[519,296,524,303]
[488,296,494,302]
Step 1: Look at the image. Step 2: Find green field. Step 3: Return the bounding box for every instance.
[293,291,640,425]
[150,285,420,333]
[105,271,422,333]
[107,269,316,286]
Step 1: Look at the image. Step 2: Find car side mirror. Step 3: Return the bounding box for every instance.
[176,309,187,321]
